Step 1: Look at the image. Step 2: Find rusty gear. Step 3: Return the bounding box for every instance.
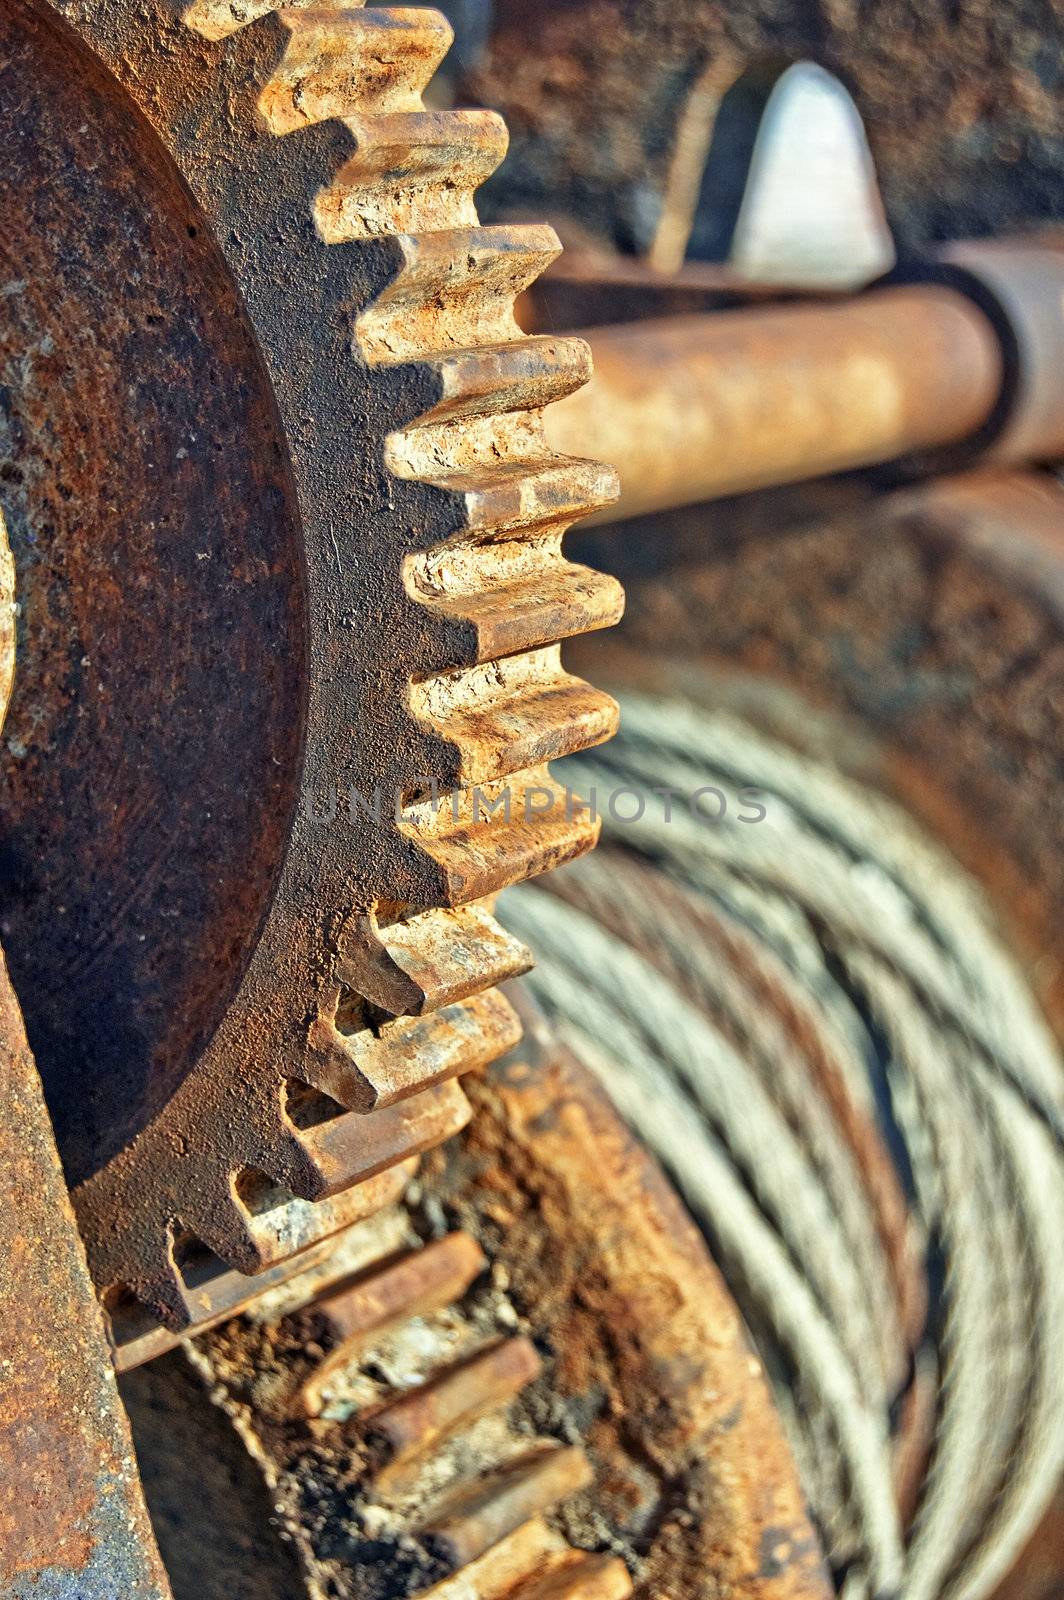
[0,0,621,1325]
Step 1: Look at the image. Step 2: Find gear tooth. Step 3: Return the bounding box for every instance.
[133,1269,192,1333]
[411,1526,598,1600]
[294,1079,474,1194]
[299,1229,488,1414]
[419,1445,595,1572]
[505,1555,634,1600]
[357,225,562,365]
[387,408,618,542]
[307,987,521,1111]
[338,900,532,1016]
[252,1124,337,1204]
[409,650,619,790]
[258,6,452,131]
[423,455,620,538]
[409,551,625,665]
[412,337,594,426]
[315,111,507,239]
[176,1188,272,1275]
[236,1157,415,1272]
[101,1273,189,1340]
[356,1335,543,1480]
[64,0,620,1297]
[140,1224,210,1332]
[402,768,602,906]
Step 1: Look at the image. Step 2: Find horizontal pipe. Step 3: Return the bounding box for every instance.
[545,285,1004,521]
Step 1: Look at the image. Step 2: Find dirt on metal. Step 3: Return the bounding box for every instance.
[0,507,165,1596]
[0,0,308,1190]
[422,1035,832,1600]
[119,1033,829,1600]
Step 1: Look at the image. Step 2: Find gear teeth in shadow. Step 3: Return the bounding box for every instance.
[185,1224,635,1598]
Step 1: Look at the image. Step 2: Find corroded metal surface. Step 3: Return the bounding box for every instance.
[111,1165,416,1373]
[110,999,828,1599]
[142,1012,828,1598]
[423,1003,833,1600]
[0,0,621,1318]
[183,1204,634,1598]
[111,1078,476,1368]
[0,0,308,1191]
[0,944,169,1595]
[544,286,1003,519]
[298,1229,490,1416]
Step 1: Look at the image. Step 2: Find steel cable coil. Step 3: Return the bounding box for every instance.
[501,691,1064,1600]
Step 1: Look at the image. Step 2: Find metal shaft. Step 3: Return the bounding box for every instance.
[545,285,1004,520]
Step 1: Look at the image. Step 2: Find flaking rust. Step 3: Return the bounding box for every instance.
[432,1030,832,1600]
[182,1201,633,1598]
[172,1000,829,1600]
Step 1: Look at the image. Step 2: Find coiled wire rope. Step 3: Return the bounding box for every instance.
[501,690,1064,1600]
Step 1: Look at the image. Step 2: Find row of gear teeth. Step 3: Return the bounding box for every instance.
[184,1218,633,1599]
[82,1,620,1325]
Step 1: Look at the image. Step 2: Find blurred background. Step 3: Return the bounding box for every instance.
[433,0,1060,253]
[411,6,1064,1599]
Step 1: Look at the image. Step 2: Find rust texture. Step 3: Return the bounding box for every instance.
[132,1022,824,1598]
[569,468,1064,1037]
[110,1079,478,1369]
[0,0,622,1318]
[0,949,170,1597]
[0,0,308,1190]
[363,1333,545,1473]
[0,505,166,1595]
[180,1202,634,1598]
[299,1229,490,1415]
[111,1165,416,1374]
[422,1023,833,1600]
[544,285,1003,520]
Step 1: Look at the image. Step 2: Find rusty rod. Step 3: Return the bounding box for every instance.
[0,950,170,1597]
[544,285,1004,521]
